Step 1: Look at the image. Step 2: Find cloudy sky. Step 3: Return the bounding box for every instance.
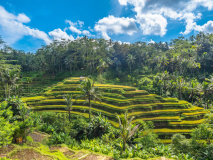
[0,0,213,52]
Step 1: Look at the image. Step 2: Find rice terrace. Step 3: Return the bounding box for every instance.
[23,77,207,144]
[1,0,213,159]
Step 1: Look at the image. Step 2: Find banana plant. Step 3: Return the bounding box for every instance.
[116,110,139,153]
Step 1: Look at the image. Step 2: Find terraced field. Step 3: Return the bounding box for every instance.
[22,77,208,143]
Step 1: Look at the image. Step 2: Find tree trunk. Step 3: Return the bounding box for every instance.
[89,98,91,122]
[70,65,72,74]
[5,84,7,99]
[69,109,71,122]
[8,85,10,98]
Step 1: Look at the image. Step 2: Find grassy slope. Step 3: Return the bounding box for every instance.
[21,77,208,142]
[0,143,173,160]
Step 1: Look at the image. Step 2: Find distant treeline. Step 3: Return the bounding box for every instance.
[0,32,212,79]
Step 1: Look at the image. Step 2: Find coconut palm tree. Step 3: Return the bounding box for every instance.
[199,80,213,109]
[188,80,199,103]
[126,54,136,75]
[65,56,74,73]
[116,110,139,153]
[96,59,109,75]
[63,94,74,122]
[2,69,19,98]
[26,77,32,95]
[76,79,102,122]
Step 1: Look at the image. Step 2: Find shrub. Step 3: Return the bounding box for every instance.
[171,134,191,154]
[134,121,159,148]
[191,123,213,143]
[87,112,111,138]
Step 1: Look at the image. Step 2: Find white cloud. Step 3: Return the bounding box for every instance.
[201,21,213,33]
[49,28,74,41]
[136,14,167,36]
[118,0,213,35]
[78,20,84,27]
[184,20,213,34]
[94,15,138,40]
[123,42,131,45]
[17,13,31,23]
[0,6,51,44]
[148,39,155,44]
[66,19,92,36]
[65,20,77,26]
[69,26,82,34]
[82,30,91,36]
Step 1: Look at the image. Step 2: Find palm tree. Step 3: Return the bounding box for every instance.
[188,80,198,103]
[26,77,32,95]
[2,69,19,98]
[199,81,212,109]
[63,94,74,122]
[126,54,136,75]
[65,56,74,73]
[96,59,109,75]
[116,110,139,153]
[177,76,185,100]
[76,79,102,122]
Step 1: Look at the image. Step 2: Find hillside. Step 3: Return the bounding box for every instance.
[22,77,208,143]
[0,140,113,160]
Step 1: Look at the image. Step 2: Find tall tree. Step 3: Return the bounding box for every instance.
[96,59,109,75]
[2,69,19,98]
[77,79,102,122]
[126,54,136,75]
[63,94,74,122]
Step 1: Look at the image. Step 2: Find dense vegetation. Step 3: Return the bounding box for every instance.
[1,33,213,107]
[0,33,213,159]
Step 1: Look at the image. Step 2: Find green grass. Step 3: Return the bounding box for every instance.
[30,98,195,113]
[182,111,208,116]
[160,139,172,144]
[153,128,192,134]
[169,119,205,125]
[21,96,46,102]
[22,76,207,140]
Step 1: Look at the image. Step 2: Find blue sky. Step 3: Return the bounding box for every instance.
[0,0,213,52]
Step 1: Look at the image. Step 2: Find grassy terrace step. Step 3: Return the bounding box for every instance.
[36,109,182,128]
[134,94,162,98]
[160,139,172,144]
[123,90,149,97]
[129,106,204,117]
[32,104,191,122]
[45,90,163,101]
[163,98,179,102]
[33,105,116,118]
[96,84,136,89]
[102,92,126,99]
[100,96,162,106]
[51,87,130,94]
[45,91,81,96]
[63,80,81,84]
[182,111,208,117]
[21,96,46,102]
[31,104,203,121]
[132,116,180,123]
[153,128,192,134]
[28,99,194,114]
[169,119,205,126]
